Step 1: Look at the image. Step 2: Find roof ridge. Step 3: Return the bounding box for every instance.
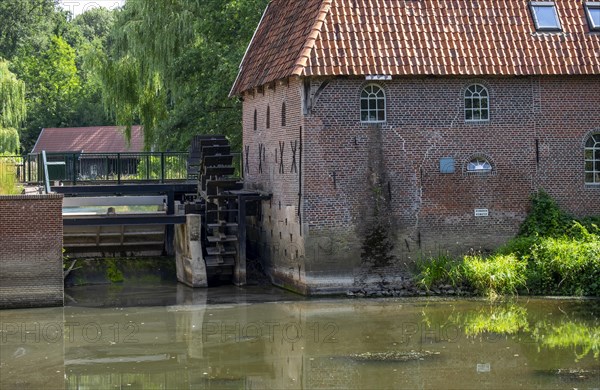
[291,0,332,76]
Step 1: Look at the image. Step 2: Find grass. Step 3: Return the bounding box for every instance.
[462,253,527,298]
[415,254,463,290]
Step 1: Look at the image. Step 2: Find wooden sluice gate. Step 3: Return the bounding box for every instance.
[56,184,194,258]
[62,196,168,257]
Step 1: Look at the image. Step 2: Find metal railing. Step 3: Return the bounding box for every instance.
[22,152,190,185]
[4,150,246,186]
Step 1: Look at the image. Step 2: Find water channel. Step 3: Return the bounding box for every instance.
[1,283,598,389]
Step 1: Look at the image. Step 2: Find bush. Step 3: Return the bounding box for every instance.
[519,190,572,237]
[462,253,527,298]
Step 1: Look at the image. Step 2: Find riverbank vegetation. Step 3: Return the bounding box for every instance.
[416,191,600,297]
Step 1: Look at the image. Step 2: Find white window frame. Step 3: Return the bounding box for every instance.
[464,84,490,122]
[585,133,600,185]
[466,157,493,173]
[585,2,600,31]
[529,1,562,32]
[360,84,386,123]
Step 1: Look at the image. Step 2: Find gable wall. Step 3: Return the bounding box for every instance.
[241,77,309,291]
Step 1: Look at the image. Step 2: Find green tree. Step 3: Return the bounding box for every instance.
[0,0,57,60]
[72,7,115,43]
[15,35,81,151]
[0,60,26,154]
[68,8,115,127]
[94,0,268,151]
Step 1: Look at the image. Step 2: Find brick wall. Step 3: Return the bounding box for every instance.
[0,194,64,308]
[242,78,311,292]
[241,75,600,294]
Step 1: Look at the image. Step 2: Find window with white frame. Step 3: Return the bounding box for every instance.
[585,2,600,31]
[585,133,600,184]
[530,1,562,31]
[467,157,493,173]
[465,84,489,122]
[361,84,386,123]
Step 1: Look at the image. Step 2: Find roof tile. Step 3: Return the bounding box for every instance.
[232,0,600,95]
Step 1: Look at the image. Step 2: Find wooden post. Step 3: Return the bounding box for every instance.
[234,194,247,286]
[164,190,176,256]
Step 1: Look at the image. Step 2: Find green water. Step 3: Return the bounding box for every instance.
[1,284,598,389]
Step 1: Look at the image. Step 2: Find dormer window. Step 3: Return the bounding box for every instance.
[585,2,600,31]
[530,2,562,31]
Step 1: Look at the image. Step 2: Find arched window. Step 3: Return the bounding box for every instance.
[253,109,257,131]
[361,84,386,123]
[467,157,493,173]
[465,84,489,121]
[281,102,286,127]
[585,133,600,184]
[266,105,270,129]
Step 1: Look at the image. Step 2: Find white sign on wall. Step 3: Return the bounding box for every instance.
[474,209,489,217]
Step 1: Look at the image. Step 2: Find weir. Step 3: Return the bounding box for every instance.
[45,135,269,288]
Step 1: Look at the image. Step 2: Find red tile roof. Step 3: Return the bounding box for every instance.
[231,0,600,95]
[31,126,144,154]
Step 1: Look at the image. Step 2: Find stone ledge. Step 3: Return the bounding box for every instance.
[0,194,63,200]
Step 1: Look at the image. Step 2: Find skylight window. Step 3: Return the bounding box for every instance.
[585,2,600,31]
[530,2,562,31]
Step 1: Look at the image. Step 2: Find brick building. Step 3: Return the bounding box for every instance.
[230,0,600,294]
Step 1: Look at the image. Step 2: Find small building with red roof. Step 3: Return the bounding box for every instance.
[31,126,144,180]
[32,126,144,154]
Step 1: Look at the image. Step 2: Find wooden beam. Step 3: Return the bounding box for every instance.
[63,196,167,207]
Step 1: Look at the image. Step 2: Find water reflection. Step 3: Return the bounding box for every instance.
[1,286,598,389]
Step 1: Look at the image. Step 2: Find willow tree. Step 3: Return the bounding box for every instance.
[93,0,268,151]
[0,60,26,154]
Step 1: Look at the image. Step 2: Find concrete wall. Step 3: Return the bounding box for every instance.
[241,75,600,294]
[0,194,64,308]
[175,214,207,288]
